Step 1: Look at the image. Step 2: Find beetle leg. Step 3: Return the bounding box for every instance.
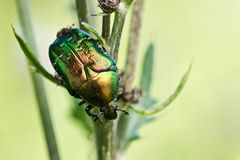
[54,74,64,85]
[85,105,104,122]
[109,101,129,115]
[85,105,94,116]
[78,99,86,106]
[115,108,129,115]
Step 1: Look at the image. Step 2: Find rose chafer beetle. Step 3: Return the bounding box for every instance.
[49,24,127,121]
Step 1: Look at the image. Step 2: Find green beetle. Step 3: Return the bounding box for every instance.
[49,25,127,120]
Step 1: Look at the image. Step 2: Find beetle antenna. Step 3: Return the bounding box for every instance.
[115,108,129,115]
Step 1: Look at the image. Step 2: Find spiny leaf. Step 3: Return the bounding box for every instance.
[12,26,61,86]
[130,63,192,115]
[140,43,154,93]
[71,99,93,134]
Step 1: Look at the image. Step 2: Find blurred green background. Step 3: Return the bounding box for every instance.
[1,0,240,159]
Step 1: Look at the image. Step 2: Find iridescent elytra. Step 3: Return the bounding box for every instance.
[49,28,121,120]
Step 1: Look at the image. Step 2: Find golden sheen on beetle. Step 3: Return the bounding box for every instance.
[49,28,125,120]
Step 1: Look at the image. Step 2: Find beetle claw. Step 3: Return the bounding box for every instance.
[115,108,129,115]
[78,100,86,106]
[54,74,64,85]
[85,105,106,122]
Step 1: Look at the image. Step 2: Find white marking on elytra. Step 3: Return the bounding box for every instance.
[67,37,73,41]
[78,38,85,45]
[53,54,64,66]
[53,35,91,67]
[60,43,64,48]
[75,37,87,50]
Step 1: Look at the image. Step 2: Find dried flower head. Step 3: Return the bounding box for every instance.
[98,0,120,13]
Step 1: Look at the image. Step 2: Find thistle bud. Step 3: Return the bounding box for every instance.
[98,0,120,13]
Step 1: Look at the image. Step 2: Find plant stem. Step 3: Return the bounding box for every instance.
[88,0,97,26]
[102,15,111,41]
[75,0,88,26]
[125,0,144,85]
[96,1,135,160]
[116,110,128,159]
[94,121,115,160]
[74,1,115,160]
[74,2,116,160]
[109,6,127,61]
[75,1,135,160]
[16,0,60,160]
[116,0,144,158]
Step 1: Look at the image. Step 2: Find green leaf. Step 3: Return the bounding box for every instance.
[124,43,156,148]
[81,22,107,48]
[124,0,136,8]
[12,26,61,86]
[140,43,154,93]
[125,95,157,147]
[125,62,192,146]
[71,98,93,134]
[130,63,192,115]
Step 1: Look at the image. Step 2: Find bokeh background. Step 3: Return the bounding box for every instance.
[1,0,240,159]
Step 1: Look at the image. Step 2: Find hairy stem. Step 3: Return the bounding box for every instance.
[75,0,88,26]
[125,0,144,85]
[16,0,60,160]
[116,0,144,157]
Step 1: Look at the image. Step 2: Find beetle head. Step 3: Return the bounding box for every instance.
[102,106,118,120]
[56,24,74,38]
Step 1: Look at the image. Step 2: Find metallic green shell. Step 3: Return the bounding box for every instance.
[49,29,118,106]
[78,71,119,106]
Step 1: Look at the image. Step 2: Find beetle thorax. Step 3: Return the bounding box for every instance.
[56,27,73,38]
